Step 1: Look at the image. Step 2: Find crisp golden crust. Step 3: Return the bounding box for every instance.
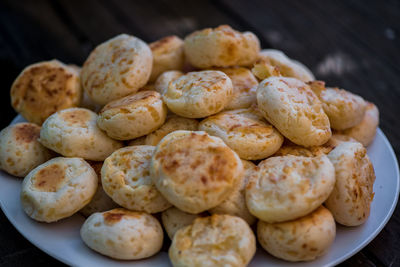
[257,77,331,147]
[0,123,53,177]
[161,207,203,239]
[149,35,185,82]
[258,49,315,82]
[163,70,233,118]
[169,214,256,267]
[154,70,184,95]
[325,142,376,226]
[199,109,283,160]
[81,34,152,105]
[246,155,335,223]
[215,67,258,110]
[257,206,336,262]
[184,25,260,68]
[320,88,366,130]
[338,102,379,146]
[10,60,81,125]
[21,157,98,222]
[97,91,167,140]
[144,115,198,146]
[209,160,257,225]
[150,130,243,213]
[102,145,171,213]
[39,108,123,161]
[80,209,163,260]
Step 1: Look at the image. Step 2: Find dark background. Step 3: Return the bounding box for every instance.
[0,0,399,266]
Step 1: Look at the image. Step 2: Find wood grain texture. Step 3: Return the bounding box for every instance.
[0,0,399,266]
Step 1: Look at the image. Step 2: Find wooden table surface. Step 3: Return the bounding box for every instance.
[0,0,399,266]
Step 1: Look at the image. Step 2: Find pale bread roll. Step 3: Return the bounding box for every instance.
[0,123,53,177]
[184,25,260,68]
[149,36,185,82]
[161,207,203,240]
[246,155,335,223]
[81,34,152,105]
[199,109,283,160]
[209,160,257,225]
[257,77,331,147]
[169,214,256,267]
[11,60,81,125]
[319,87,366,130]
[215,67,259,110]
[325,141,375,226]
[259,49,315,82]
[81,209,163,260]
[338,102,379,146]
[150,130,243,214]
[154,70,184,95]
[163,70,233,118]
[21,157,97,222]
[102,145,171,213]
[257,206,336,262]
[144,115,198,146]
[39,108,123,161]
[80,161,119,217]
[97,91,167,140]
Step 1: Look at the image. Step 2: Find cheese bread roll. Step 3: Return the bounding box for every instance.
[11,60,81,125]
[21,157,97,222]
[169,214,256,267]
[81,34,152,105]
[150,130,243,214]
[39,108,123,161]
[257,77,331,147]
[0,123,53,177]
[246,155,335,223]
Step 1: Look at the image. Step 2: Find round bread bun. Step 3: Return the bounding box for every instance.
[184,25,260,68]
[154,70,184,95]
[80,208,163,260]
[102,145,171,213]
[319,87,366,130]
[0,123,53,177]
[144,115,198,146]
[149,35,185,82]
[209,160,257,225]
[97,90,167,140]
[163,70,233,118]
[246,155,335,223]
[257,77,331,147]
[325,141,375,226]
[81,34,152,105]
[259,49,315,82]
[10,60,81,125]
[215,67,258,110]
[80,161,119,217]
[338,102,379,146]
[161,206,203,240]
[21,157,98,222]
[169,214,256,267]
[39,108,123,161]
[150,130,243,214]
[257,206,336,262]
[199,109,283,160]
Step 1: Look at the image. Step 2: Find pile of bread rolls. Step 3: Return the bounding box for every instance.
[0,25,378,266]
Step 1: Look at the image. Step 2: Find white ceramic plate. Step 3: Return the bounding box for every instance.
[0,116,399,267]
